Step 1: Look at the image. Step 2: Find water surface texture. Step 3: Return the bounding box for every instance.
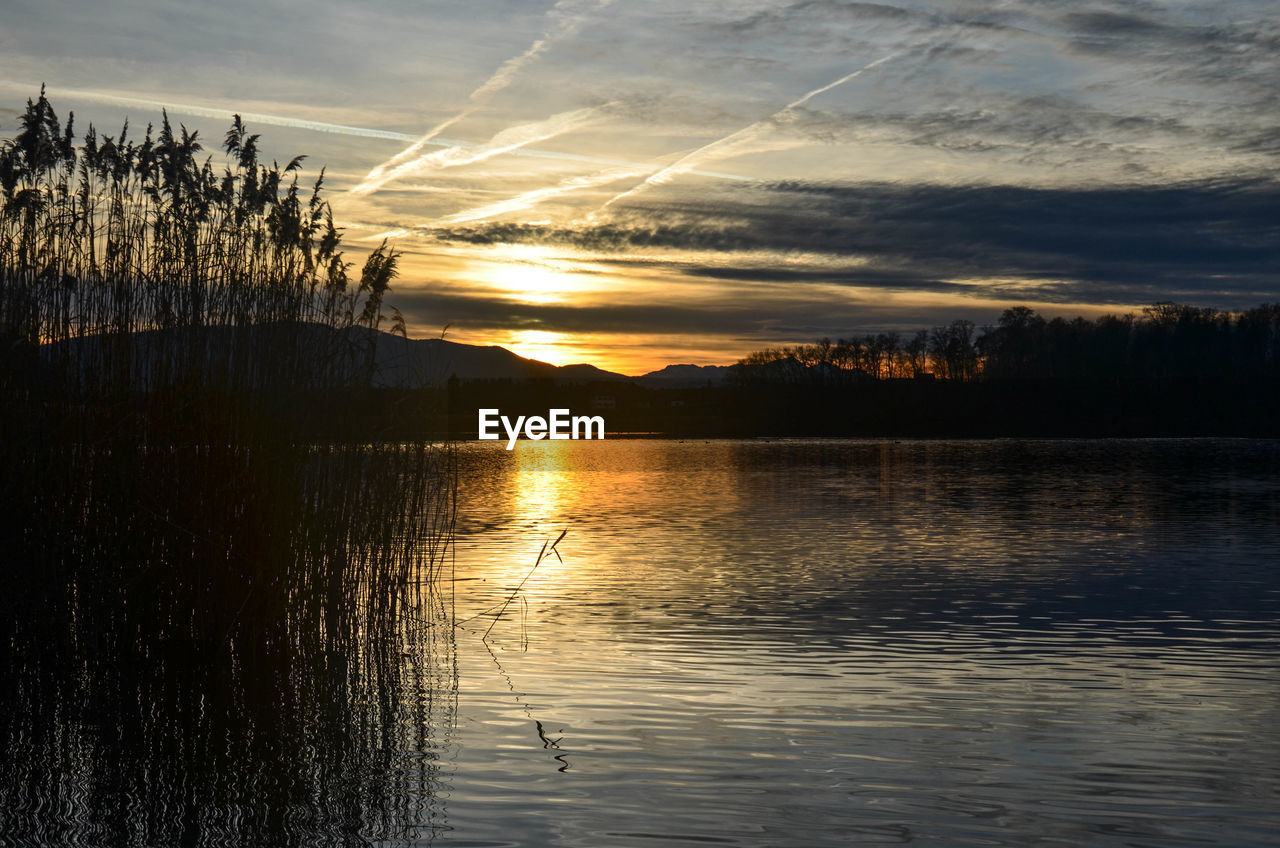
[4,439,1279,847]
[446,439,1280,847]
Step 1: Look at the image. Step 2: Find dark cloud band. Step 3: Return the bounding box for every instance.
[423,179,1280,307]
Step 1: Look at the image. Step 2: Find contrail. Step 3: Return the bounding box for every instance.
[2,80,755,185]
[351,0,614,196]
[599,52,903,211]
[0,82,427,144]
[437,164,653,225]
[352,104,614,192]
[468,0,610,102]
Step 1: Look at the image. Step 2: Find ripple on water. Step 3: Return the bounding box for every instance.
[445,439,1280,847]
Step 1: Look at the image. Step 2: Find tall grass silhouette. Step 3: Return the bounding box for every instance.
[0,89,458,846]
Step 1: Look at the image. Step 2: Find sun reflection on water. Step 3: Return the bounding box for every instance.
[456,441,582,620]
[510,438,576,522]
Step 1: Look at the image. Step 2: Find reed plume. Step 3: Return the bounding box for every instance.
[0,89,458,846]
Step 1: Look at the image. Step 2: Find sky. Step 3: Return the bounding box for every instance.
[2,0,1277,373]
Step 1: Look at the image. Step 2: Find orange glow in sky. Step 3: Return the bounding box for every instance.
[23,0,1262,376]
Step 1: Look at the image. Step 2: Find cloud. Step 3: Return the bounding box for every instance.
[1054,7,1280,100]
[386,285,991,344]
[351,0,614,196]
[351,103,617,193]
[598,52,903,210]
[437,164,652,224]
[729,1,918,33]
[773,94,1208,175]
[388,290,768,336]
[8,0,1278,357]
[719,0,1034,51]
[426,178,1280,307]
[469,0,615,101]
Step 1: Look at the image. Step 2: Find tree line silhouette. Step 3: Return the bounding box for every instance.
[703,302,1278,436]
[734,302,1280,387]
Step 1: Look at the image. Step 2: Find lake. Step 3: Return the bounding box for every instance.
[445,438,1280,847]
[3,438,1278,847]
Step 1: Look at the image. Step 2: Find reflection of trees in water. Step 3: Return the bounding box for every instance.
[0,444,458,847]
[662,440,1280,643]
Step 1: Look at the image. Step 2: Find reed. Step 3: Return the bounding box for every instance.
[483,529,566,641]
[0,88,409,434]
[0,89,457,846]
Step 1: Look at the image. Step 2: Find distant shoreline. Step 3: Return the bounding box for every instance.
[459,433,1280,444]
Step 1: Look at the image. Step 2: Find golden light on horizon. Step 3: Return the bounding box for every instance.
[486,259,565,305]
[478,243,601,306]
[504,329,575,365]
[392,231,1177,376]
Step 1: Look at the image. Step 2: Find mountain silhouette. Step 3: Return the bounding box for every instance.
[43,323,730,388]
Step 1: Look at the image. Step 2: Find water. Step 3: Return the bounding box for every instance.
[445,439,1280,847]
[3,439,1279,846]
